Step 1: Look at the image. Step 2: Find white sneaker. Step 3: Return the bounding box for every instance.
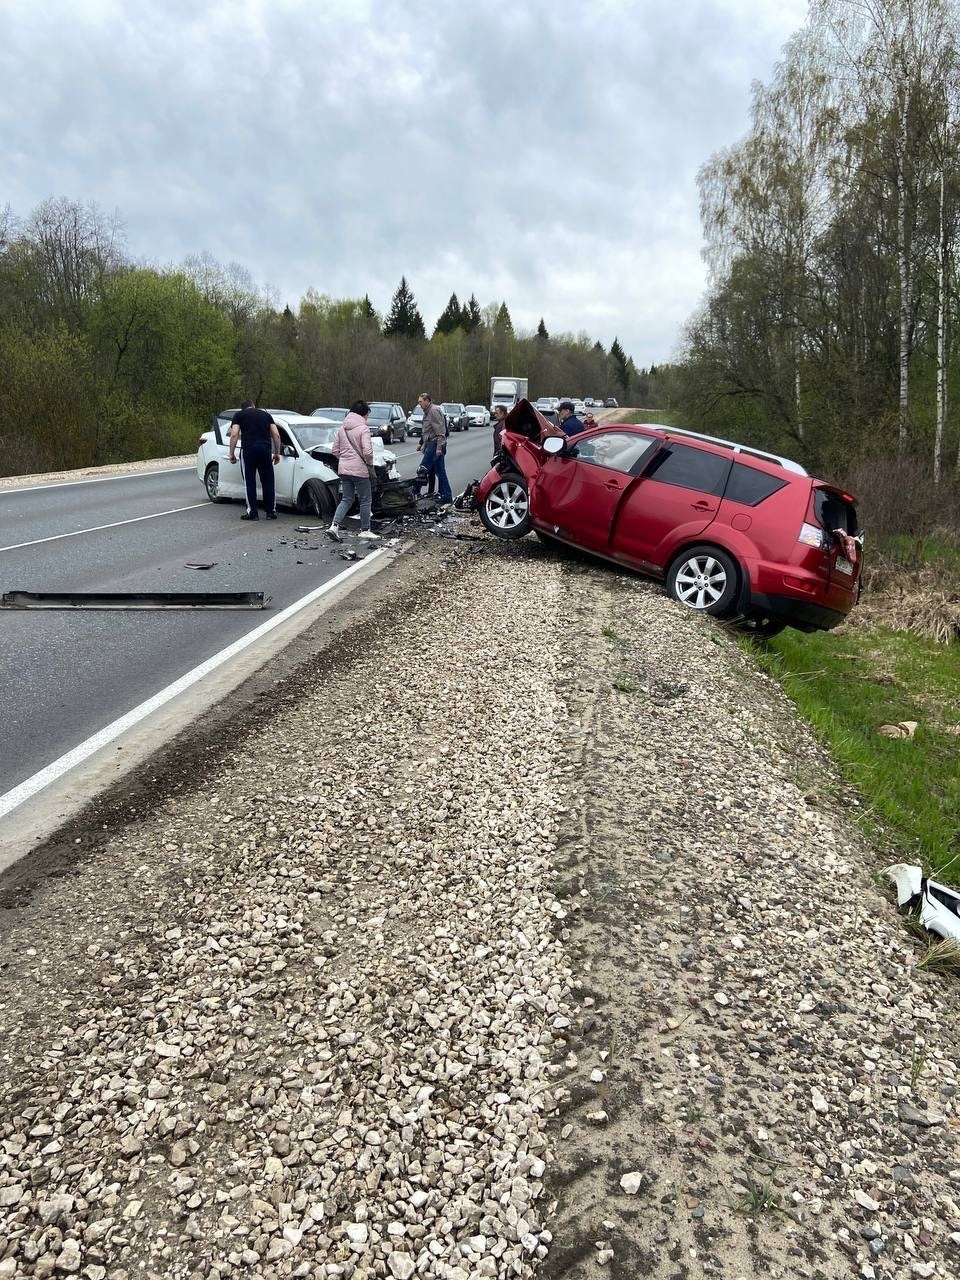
[326,525,342,542]
[358,530,381,541]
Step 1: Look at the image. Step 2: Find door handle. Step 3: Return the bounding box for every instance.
[605,479,623,489]
[691,501,714,511]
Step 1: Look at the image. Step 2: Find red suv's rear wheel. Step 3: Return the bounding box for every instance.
[666,545,740,617]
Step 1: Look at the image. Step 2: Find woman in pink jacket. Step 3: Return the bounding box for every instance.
[327,400,381,542]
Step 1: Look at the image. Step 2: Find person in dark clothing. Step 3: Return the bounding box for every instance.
[492,404,509,452]
[557,400,585,438]
[229,401,282,520]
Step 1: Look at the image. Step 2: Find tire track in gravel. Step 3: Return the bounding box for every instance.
[537,565,960,1280]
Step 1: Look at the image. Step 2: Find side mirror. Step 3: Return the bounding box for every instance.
[542,435,566,455]
[282,444,297,457]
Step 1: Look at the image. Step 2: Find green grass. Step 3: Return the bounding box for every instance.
[751,625,960,882]
[880,533,960,569]
[619,408,680,427]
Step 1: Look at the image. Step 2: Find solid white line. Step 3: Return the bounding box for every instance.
[0,549,388,821]
[0,503,208,553]
[0,466,194,496]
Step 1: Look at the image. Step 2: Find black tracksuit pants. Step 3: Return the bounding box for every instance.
[240,442,276,516]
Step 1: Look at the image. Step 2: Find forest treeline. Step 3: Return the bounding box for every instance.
[0,200,655,477]
[666,0,960,524]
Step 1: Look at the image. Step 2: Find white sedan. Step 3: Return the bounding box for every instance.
[197,412,399,521]
[465,404,490,428]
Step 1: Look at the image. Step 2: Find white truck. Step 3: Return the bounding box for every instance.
[489,376,528,414]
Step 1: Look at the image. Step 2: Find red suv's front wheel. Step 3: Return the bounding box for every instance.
[666,546,739,616]
[479,476,531,538]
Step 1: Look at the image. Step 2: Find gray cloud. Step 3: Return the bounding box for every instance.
[1,0,808,365]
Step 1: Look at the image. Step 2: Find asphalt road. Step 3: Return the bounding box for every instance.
[0,427,497,809]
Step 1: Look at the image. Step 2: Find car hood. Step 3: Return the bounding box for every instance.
[503,398,567,445]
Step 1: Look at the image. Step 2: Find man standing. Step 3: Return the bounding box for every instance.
[417,393,452,504]
[229,401,282,520]
[492,404,509,452]
[557,399,585,438]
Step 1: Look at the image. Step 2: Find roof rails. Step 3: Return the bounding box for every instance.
[638,423,808,476]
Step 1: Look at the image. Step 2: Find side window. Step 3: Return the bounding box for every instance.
[275,425,294,448]
[646,443,729,496]
[574,431,658,475]
[724,462,787,506]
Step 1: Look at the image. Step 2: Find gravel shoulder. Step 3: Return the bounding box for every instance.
[1,535,958,1280]
[0,456,195,489]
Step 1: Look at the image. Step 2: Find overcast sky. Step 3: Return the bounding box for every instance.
[1,0,809,367]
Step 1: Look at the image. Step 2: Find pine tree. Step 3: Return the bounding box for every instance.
[279,304,297,350]
[495,302,513,333]
[537,318,549,341]
[593,340,605,354]
[463,294,482,331]
[360,294,379,327]
[433,292,463,336]
[383,276,426,338]
[610,337,630,396]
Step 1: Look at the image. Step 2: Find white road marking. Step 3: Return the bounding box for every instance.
[0,549,387,820]
[0,466,194,496]
[0,503,208,553]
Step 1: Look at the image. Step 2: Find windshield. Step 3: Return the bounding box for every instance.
[312,406,347,421]
[289,423,338,450]
[368,404,391,421]
[466,405,484,413]
[441,404,459,413]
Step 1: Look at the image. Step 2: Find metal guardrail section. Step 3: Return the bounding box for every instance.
[1,591,265,610]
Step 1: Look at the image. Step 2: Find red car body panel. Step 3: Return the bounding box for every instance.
[475,401,861,632]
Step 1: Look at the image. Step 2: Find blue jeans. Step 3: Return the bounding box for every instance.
[422,441,452,501]
[333,475,372,530]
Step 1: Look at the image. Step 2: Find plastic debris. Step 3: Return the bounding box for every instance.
[885,863,960,942]
[185,562,216,570]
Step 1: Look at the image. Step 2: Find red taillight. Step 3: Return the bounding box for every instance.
[797,521,825,550]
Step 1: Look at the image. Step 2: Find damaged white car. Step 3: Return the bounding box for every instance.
[197,412,401,521]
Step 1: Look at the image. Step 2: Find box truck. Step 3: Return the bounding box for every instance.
[489,376,528,414]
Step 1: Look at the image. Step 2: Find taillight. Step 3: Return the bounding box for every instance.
[198,435,208,447]
[798,522,826,550]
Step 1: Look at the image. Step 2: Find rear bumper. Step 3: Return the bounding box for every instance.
[747,590,849,631]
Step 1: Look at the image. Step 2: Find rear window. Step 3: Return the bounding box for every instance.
[646,443,730,496]
[723,462,788,506]
[816,489,858,533]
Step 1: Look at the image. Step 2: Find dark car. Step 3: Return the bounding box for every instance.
[603,397,619,408]
[441,402,469,432]
[367,402,407,444]
[474,400,862,636]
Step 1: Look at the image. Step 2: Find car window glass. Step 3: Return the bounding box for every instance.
[573,431,659,475]
[646,443,729,495]
[724,463,787,506]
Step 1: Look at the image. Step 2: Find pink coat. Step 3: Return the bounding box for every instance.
[331,413,375,478]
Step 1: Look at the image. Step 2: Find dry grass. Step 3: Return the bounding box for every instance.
[852,563,960,645]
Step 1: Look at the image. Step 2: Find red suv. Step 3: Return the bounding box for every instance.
[474,401,862,634]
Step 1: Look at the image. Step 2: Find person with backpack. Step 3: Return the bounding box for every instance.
[326,400,381,542]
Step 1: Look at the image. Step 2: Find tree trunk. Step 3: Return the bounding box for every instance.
[897,101,911,454]
[935,163,946,484]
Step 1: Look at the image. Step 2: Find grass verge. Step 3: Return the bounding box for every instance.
[749,624,960,883]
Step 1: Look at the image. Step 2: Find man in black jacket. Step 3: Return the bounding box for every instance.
[558,400,585,438]
[229,401,282,520]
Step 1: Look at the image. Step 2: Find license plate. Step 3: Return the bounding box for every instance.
[835,557,854,576]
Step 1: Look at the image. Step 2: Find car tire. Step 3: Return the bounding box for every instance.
[204,463,226,502]
[734,615,787,640]
[479,475,531,539]
[298,478,336,521]
[666,545,740,617]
